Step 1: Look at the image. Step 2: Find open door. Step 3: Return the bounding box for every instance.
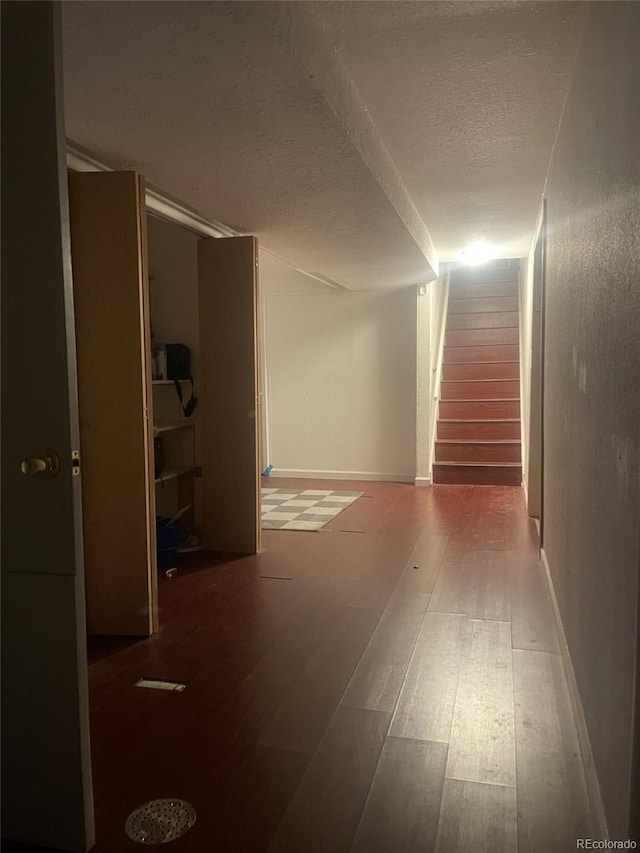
[1,3,94,848]
[198,236,261,554]
[68,170,158,636]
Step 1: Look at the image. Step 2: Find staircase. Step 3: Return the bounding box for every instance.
[433,262,522,485]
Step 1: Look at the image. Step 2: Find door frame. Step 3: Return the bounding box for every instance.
[526,197,547,540]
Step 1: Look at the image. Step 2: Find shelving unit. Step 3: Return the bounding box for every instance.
[152,380,196,538]
[69,168,261,637]
[154,465,195,484]
[154,421,195,434]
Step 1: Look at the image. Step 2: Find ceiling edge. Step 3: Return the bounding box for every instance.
[267,1,439,281]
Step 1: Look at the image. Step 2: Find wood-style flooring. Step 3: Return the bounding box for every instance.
[86,480,593,852]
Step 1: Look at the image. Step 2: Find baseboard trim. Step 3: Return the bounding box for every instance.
[268,468,415,484]
[414,476,432,487]
[540,547,609,840]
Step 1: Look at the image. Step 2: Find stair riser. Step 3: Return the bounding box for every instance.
[449,296,519,315]
[438,421,521,440]
[441,379,520,400]
[444,344,520,363]
[447,311,519,331]
[445,328,519,347]
[433,464,522,486]
[443,362,519,381]
[450,281,518,300]
[435,442,522,463]
[440,400,521,420]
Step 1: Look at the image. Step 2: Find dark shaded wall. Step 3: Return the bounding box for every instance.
[543,2,639,838]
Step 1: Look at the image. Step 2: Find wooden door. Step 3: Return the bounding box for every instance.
[68,171,158,635]
[1,3,94,847]
[198,236,261,554]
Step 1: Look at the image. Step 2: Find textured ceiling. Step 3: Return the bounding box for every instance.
[61,1,584,289]
[310,1,586,260]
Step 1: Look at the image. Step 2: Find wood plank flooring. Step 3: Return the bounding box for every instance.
[445,619,516,788]
[85,480,594,852]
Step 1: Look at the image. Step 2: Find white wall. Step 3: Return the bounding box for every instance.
[415,274,448,484]
[147,215,200,368]
[415,285,431,484]
[258,250,330,472]
[264,284,418,481]
[429,273,449,478]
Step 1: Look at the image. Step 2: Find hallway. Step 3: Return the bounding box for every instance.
[87,480,593,852]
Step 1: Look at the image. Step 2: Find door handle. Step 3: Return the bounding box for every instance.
[20,449,60,477]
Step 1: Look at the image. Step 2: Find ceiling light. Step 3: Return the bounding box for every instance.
[457,242,498,266]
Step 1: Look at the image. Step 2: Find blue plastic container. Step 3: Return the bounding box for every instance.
[156,516,180,571]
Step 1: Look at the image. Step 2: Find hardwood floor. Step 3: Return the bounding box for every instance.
[86,480,593,852]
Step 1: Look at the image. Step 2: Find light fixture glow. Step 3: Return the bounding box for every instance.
[457,241,499,266]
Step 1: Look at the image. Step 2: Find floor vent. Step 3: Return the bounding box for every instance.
[125,799,196,844]
[135,678,186,692]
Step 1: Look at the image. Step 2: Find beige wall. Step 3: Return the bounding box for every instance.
[542,2,640,837]
[259,250,331,472]
[264,287,418,480]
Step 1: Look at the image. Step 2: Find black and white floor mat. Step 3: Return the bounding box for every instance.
[261,488,363,531]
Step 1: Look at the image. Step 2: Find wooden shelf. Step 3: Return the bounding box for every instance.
[155,466,194,484]
[152,379,189,385]
[154,421,194,434]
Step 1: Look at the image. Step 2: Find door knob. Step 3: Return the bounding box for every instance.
[20,449,60,477]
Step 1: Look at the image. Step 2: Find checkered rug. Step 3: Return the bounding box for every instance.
[261,488,363,531]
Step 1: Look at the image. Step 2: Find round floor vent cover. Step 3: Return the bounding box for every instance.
[125,798,196,844]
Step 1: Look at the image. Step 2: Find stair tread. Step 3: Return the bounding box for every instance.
[433,461,522,468]
[443,378,519,383]
[436,439,521,444]
[448,306,518,311]
[439,418,521,423]
[442,397,520,402]
[445,352,520,364]
[450,297,517,303]
[445,338,518,342]
[447,310,519,316]
[442,359,520,365]
[447,324,518,330]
